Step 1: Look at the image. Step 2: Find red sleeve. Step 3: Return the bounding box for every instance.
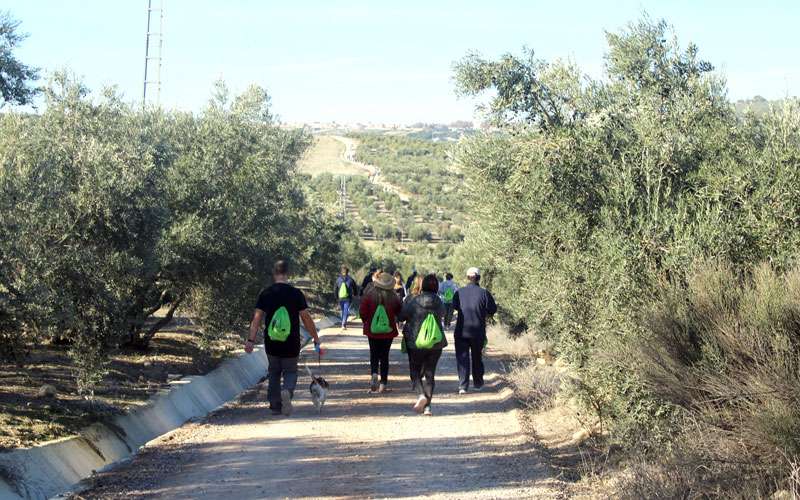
[359,294,374,318]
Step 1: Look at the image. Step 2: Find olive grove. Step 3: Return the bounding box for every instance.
[0,75,347,392]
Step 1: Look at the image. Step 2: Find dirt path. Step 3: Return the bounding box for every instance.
[76,322,563,499]
[331,136,412,203]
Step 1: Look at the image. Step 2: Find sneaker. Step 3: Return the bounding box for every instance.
[473,384,483,392]
[281,390,293,416]
[378,383,389,393]
[270,408,282,416]
[458,388,467,395]
[369,374,379,393]
[413,395,427,414]
[423,406,432,416]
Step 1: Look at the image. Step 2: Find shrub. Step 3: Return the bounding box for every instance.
[624,262,800,494]
[452,15,800,494]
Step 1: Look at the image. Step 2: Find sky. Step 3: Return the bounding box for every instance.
[6,0,800,124]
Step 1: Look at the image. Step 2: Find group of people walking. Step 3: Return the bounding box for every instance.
[245,260,496,417]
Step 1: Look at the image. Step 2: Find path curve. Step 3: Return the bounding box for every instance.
[76,322,562,499]
[331,136,412,203]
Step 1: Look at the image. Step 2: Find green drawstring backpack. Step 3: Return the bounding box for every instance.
[267,306,291,342]
[443,287,455,304]
[415,313,443,349]
[338,282,349,299]
[370,304,392,334]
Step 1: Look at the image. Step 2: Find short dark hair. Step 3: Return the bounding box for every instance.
[273,260,289,275]
[341,265,349,274]
[445,273,453,280]
[422,274,439,293]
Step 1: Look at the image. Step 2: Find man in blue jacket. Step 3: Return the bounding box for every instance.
[453,267,497,394]
[335,266,357,331]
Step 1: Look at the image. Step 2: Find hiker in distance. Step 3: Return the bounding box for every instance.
[405,267,418,291]
[438,272,458,330]
[359,272,402,393]
[453,267,496,394]
[335,266,357,331]
[398,273,447,415]
[393,270,406,300]
[361,265,377,294]
[245,260,322,416]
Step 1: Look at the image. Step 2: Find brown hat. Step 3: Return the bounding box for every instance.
[374,272,394,290]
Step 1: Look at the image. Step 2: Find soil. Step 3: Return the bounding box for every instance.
[0,283,331,452]
[0,316,239,451]
[72,321,565,499]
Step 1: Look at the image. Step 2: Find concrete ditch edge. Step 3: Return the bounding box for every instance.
[0,316,335,500]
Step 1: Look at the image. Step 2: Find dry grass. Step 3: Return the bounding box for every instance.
[298,136,367,177]
[487,326,563,411]
[626,262,800,497]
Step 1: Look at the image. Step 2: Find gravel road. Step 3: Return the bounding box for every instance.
[75,322,563,499]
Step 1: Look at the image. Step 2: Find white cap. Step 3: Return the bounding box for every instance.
[466,267,480,277]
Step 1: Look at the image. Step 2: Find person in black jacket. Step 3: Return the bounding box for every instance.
[405,268,418,292]
[360,266,377,295]
[398,273,447,416]
[453,267,497,394]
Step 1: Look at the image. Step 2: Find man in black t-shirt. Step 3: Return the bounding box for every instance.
[245,260,321,416]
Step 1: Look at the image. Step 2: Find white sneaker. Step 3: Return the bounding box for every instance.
[281,390,293,416]
[378,383,388,393]
[413,395,427,413]
[458,388,467,395]
[423,406,432,416]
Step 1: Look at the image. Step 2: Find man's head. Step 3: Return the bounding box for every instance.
[340,265,349,276]
[445,272,453,281]
[466,267,480,283]
[273,260,290,280]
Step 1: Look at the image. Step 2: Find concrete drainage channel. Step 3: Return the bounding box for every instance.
[0,317,336,500]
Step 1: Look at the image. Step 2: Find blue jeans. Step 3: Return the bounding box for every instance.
[340,300,351,327]
[267,355,298,409]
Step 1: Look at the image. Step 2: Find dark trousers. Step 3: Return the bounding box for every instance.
[368,337,393,383]
[407,348,442,408]
[444,303,455,327]
[455,337,485,390]
[266,355,298,409]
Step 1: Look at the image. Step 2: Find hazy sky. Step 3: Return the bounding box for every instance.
[7,1,799,124]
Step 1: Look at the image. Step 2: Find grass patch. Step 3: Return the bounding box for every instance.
[298,136,367,177]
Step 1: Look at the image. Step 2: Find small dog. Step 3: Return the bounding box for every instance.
[305,363,330,414]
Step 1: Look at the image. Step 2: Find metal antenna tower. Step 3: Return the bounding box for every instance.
[339,177,347,220]
[142,0,164,107]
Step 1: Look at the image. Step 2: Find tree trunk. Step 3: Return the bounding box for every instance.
[126,296,183,350]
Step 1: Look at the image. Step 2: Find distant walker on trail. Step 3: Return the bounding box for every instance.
[335,265,357,331]
[245,260,321,416]
[453,267,497,394]
[438,272,458,329]
[359,272,402,393]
